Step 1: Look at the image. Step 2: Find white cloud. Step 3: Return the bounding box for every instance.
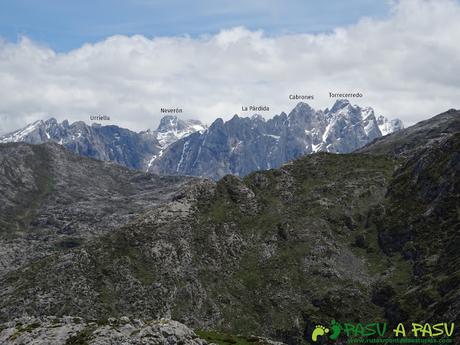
[0,0,459,135]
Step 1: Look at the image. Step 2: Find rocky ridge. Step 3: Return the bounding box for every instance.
[149,100,403,179]
[143,115,207,170]
[0,142,199,276]
[0,116,206,172]
[1,101,401,180]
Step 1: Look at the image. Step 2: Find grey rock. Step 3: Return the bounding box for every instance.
[149,100,403,179]
[0,142,200,277]
[0,102,401,180]
[0,118,161,170]
[0,115,205,172]
[0,109,458,344]
[0,317,211,345]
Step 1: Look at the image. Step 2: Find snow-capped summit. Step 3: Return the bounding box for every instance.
[154,115,206,148]
[377,115,404,135]
[1,119,48,144]
[0,118,161,170]
[149,101,404,179]
[318,100,383,153]
[142,115,207,170]
[291,101,315,114]
[0,101,403,180]
[329,99,351,113]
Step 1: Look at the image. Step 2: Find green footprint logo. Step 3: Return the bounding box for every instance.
[311,325,329,342]
[329,320,342,340]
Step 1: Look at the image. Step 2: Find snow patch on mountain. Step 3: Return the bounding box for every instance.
[144,116,207,171]
[0,118,160,170]
[148,100,404,179]
[377,115,405,136]
[0,120,44,144]
[0,101,402,179]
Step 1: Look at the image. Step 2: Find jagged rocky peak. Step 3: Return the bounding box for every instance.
[154,115,206,147]
[251,113,265,122]
[157,115,179,132]
[329,98,351,112]
[0,117,85,144]
[0,118,51,144]
[209,117,225,129]
[157,115,201,132]
[288,102,325,131]
[328,99,362,120]
[229,114,240,121]
[288,102,313,120]
[0,117,161,170]
[290,101,315,114]
[377,115,404,135]
[1,101,404,179]
[45,117,58,124]
[319,100,384,153]
[149,100,404,179]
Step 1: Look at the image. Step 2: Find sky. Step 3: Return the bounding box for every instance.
[0,0,459,134]
[0,1,391,52]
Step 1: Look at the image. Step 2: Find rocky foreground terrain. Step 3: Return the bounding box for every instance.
[0,317,285,345]
[0,143,198,276]
[0,109,458,345]
[0,317,209,345]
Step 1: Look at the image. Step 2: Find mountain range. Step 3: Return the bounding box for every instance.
[149,100,403,179]
[0,100,402,179]
[0,108,457,345]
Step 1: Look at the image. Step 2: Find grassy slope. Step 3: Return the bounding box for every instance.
[2,129,458,344]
